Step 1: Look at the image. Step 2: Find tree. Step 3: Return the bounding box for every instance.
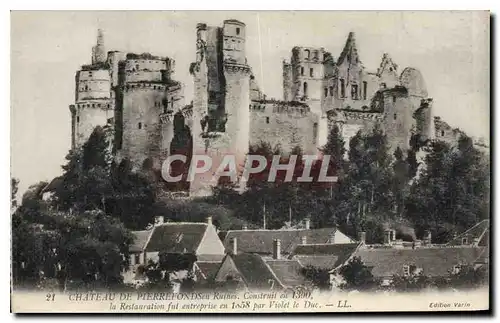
[52,128,157,230]
[337,256,379,291]
[390,273,432,292]
[11,178,19,210]
[406,134,490,240]
[448,264,488,290]
[301,265,331,290]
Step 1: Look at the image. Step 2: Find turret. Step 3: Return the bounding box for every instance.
[222,19,246,65]
[92,29,107,65]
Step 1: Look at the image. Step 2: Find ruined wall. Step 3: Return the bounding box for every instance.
[282,60,293,101]
[414,98,435,142]
[381,88,416,152]
[249,101,318,154]
[328,109,382,153]
[121,83,167,169]
[434,117,462,145]
[71,100,114,148]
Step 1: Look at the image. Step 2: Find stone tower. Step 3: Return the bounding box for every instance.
[70,29,113,149]
[92,29,107,65]
[190,20,251,196]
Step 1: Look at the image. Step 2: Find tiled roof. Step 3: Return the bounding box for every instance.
[293,243,361,270]
[197,254,225,262]
[223,228,354,255]
[295,255,340,270]
[264,259,308,288]
[446,220,490,246]
[349,246,487,278]
[145,223,207,253]
[195,261,221,280]
[231,253,281,289]
[130,230,152,253]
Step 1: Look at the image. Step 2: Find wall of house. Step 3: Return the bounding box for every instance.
[196,225,227,255]
[214,256,243,282]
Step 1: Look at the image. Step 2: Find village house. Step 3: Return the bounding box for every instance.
[213,238,309,291]
[219,219,356,257]
[124,216,226,289]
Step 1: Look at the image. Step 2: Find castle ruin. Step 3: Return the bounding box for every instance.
[69,20,459,197]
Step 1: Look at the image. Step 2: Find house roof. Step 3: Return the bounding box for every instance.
[195,261,221,280]
[222,228,354,255]
[446,220,490,246]
[130,230,153,253]
[348,246,487,278]
[230,253,281,289]
[293,243,361,270]
[41,176,63,193]
[264,259,308,288]
[144,223,208,253]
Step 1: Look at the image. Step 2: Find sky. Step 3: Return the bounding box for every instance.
[11,11,490,195]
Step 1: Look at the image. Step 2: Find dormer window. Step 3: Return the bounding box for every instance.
[462,237,468,245]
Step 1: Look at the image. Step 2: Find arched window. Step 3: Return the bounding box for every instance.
[340,79,346,98]
[304,49,310,59]
[303,82,308,98]
[76,116,80,123]
[138,122,142,129]
[266,117,270,124]
[441,130,445,137]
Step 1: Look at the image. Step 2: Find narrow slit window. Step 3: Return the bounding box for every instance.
[310,68,314,77]
[138,122,142,129]
[363,81,367,100]
[266,117,270,124]
[340,79,346,98]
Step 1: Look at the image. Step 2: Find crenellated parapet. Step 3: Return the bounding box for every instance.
[224,63,251,75]
[123,82,169,92]
[338,109,384,122]
[181,105,193,120]
[159,111,174,124]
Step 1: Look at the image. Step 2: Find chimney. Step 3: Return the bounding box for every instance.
[231,237,238,255]
[301,236,307,245]
[304,218,310,230]
[206,216,212,226]
[273,239,281,260]
[423,230,432,245]
[384,229,392,245]
[154,216,164,226]
[359,231,366,244]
